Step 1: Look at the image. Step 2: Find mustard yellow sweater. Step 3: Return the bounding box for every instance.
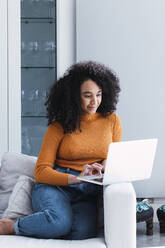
[34,112,122,186]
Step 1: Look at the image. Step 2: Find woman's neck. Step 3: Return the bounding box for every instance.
[80,112,100,122]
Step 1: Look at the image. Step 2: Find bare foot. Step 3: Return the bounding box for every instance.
[0,218,15,235]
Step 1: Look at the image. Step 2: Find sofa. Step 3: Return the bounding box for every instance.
[0,152,136,248]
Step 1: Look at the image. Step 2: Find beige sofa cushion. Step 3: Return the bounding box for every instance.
[0,152,37,218]
[3,175,35,220]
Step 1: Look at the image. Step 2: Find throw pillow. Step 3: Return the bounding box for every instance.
[0,152,37,218]
[3,175,35,220]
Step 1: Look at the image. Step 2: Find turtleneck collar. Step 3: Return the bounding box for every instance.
[80,112,100,122]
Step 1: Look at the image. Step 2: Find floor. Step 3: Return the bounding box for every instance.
[137,222,165,247]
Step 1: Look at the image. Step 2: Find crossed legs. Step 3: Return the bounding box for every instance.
[0,182,97,239]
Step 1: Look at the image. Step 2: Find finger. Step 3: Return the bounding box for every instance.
[83,164,92,170]
[86,168,93,175]
[83,164,93,176]
[93,163,103,168]
[92,164,103,171]
[91,164,103,175]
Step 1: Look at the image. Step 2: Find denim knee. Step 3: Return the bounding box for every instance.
[43,209,73,238]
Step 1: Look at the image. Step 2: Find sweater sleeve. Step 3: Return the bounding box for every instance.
[112,114,122,142]
[34,122,70,186]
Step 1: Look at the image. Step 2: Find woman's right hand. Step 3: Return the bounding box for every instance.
[68,164,92,185]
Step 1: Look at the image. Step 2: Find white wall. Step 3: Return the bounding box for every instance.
[8,0,21,154]
[57,0,76,78]
[0,0,21,160]
[0,0,8,159]
[76,0,165,197]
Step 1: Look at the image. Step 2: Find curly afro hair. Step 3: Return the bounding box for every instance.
[45,61,121,133]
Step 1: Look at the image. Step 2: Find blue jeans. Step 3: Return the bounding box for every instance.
[14,164,101,239]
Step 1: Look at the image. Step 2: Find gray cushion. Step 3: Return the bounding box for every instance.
[0,152,37,218]
[3,175,35,220]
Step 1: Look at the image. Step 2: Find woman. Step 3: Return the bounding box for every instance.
[0,61,122,239]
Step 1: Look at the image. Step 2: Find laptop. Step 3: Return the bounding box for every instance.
[76,138,158,185]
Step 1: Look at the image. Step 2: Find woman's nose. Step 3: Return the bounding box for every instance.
[91,96,97,105]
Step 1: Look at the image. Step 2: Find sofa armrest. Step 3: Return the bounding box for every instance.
[103,183,136,248]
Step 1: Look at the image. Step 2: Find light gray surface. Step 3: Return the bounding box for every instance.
[76,0,165,197]
[137,222,165,247]
[0,236,106,248]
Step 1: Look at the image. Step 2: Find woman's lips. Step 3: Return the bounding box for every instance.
[88,106,96,109]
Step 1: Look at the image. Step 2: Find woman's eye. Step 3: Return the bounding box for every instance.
[84,94,102,98]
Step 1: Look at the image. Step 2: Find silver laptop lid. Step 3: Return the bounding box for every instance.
[103,139,158,184]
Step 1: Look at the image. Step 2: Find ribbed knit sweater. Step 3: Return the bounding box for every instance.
[34,112,122,186]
